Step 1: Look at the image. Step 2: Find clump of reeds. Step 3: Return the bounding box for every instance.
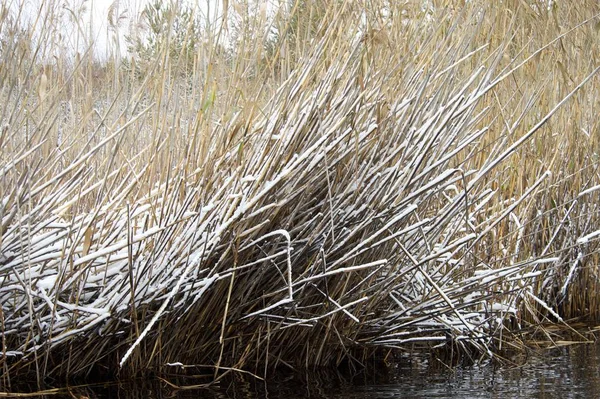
[1,0,600,389]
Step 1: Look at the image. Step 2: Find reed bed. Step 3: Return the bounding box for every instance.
[2,0,600,388]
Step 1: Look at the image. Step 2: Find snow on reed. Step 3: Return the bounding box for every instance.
[2,0,600,385]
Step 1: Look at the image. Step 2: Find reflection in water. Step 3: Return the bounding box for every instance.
[335,344,600,399]
[37,344,600,398]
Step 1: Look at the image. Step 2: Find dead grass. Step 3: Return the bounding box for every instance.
[1,0,600,389]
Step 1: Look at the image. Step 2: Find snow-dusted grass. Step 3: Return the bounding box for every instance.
[2,0,600,388]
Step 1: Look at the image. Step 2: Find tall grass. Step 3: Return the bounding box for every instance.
[1,0,600,388]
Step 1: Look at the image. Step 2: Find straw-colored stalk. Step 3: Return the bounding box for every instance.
[1,0,600,387]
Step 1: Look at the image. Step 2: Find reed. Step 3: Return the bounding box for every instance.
[1,0,600,388]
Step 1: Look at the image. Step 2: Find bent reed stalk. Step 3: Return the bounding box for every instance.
[2,0,600,387]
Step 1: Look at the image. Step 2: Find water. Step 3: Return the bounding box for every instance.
[277,344,600,399]
[15,344,600,398]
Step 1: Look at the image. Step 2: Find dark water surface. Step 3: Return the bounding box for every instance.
[24,344,600,398]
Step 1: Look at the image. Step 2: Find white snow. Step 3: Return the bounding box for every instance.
[577,230,600,244]
[36,274,58,290]
[578,184,600,198]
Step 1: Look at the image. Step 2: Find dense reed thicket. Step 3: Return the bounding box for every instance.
[2,0,600,389]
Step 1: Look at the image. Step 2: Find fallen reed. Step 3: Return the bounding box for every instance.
[1,0,600,389]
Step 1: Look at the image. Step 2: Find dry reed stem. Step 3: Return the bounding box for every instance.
[1,0,600,386]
